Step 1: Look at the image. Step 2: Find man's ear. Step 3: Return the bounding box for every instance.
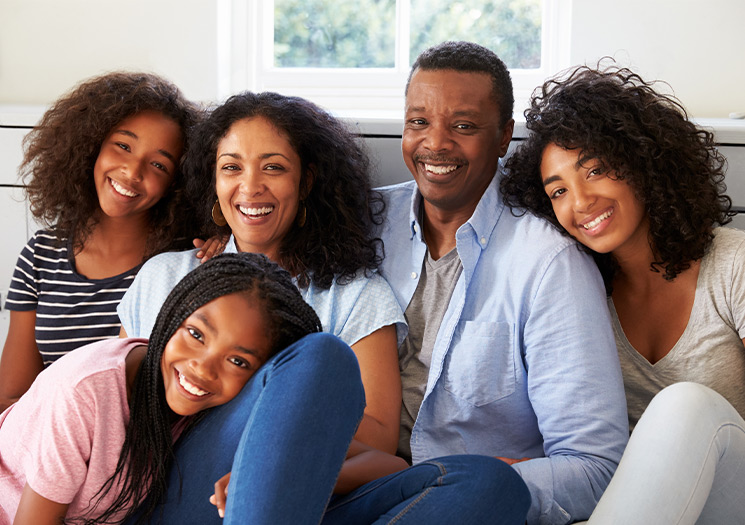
[301,164,316,199]
[498,119,515,158]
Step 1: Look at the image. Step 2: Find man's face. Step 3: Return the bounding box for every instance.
[402,68,514,217]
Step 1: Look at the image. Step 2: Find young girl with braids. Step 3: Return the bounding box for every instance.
[0,72,199,412]
[0,252,365,524]
[501,64,745,523]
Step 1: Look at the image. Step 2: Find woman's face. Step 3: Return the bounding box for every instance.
[94,110,183,222]
[161,292,273,416]
[215,116,305,261]
[540,143,648,257]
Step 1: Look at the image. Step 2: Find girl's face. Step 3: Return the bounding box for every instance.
[540,143,648,257]
[161,292,273,416]
[94,110,183,222]
[215,116,305,261]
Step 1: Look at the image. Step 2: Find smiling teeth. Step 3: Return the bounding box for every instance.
[424,164,457,175]
[179,372,209,396]
[110,179,138,197]
[239,205,274,217]
[583,209,613,230]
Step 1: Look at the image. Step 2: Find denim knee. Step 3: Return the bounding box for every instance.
[426,455,531,515]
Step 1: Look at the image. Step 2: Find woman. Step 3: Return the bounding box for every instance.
[501,63,745,523]
[120,92,530,523]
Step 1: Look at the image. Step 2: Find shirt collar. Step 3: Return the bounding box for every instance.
[408,161,506,249]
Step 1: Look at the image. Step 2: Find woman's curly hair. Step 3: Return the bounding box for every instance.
[500,62,731,290]
[184,91,384,289]
[20,71,201,258]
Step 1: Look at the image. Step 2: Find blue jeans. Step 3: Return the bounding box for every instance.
[323,455,531,524]
[588,382,745,524]
[133,332,365,525]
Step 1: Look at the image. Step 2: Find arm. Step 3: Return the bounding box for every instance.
[209,440,410,516]
[0,310,43,411]
[513,246,628,524]
[334,439,409,494]
[13,483,68,525]
[349,324,401,454]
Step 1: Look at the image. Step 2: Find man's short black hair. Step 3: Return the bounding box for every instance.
[406,41,514,127]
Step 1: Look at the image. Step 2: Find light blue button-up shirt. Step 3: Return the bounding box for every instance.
[378,173,628,525]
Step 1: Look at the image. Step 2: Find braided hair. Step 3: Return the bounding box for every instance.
[81,252,321,524]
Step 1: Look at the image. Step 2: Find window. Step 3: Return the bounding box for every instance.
[219,0,570,118]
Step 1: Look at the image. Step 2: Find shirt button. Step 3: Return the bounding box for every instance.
[411,272,417,279]
[413,224,419,233]
[480,237,487,246]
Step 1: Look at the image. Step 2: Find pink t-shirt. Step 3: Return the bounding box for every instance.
[0,337,147,524]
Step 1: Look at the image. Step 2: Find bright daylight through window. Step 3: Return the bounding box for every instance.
[222,0,566,116]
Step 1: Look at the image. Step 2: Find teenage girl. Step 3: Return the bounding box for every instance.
[501,64,745,524]
[0,252,365,524]
[0,72,199,411]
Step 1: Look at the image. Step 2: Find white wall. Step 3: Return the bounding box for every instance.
[0,0,743,118]
[569,0,744,118]
[0,0,219,105]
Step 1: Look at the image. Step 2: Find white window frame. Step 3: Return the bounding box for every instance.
[218,0,571,119]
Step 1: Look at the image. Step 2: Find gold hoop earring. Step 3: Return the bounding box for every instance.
[297,202,307,228]
[212,200,227,227]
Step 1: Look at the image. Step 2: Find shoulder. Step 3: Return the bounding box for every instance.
[23,339,142,401]
[710,226,745,257]
[137,248,201,281]
[377,181,417,213]
[494,209,584,265]
[20,229,67,259]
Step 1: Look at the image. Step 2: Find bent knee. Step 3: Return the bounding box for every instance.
[645,382,736,428]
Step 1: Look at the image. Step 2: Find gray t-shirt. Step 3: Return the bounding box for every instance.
[397,248,463,462]
[611,227,745,430]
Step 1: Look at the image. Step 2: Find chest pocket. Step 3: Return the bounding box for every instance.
[443,321,517,407]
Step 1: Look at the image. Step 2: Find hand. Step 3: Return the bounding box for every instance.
[496,456,531,465]
[209,472,231,518]
[193,235,228,263]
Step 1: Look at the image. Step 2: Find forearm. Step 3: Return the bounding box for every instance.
[334,441,409,494]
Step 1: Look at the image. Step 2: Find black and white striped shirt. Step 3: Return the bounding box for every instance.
[4,230,140,366]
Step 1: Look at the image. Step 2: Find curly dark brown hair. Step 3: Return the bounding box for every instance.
[183,91,384,289]
[500,62,731,289]
[20,71,201,258]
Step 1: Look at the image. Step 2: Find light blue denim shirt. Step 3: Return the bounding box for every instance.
[377,172,628,525]
[117,237,406,347]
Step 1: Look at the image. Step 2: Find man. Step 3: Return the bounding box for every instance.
[376,41,628,524]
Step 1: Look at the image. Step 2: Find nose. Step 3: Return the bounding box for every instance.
[422,123,452,152]
[189,354,218,382]
[238,167,266,196]
[122,158,145,183]
[572,185,596,213]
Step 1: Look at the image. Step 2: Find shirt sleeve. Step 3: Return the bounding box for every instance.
[21,374,98,503]
[512,245,629,524]
[117,250,197,339]
[4,233,40,312]
[726,230,745,339]
[334,272,408,347]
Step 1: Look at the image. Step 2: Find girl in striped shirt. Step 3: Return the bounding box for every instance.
[0,72,199,412]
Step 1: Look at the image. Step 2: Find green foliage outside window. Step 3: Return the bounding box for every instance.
[274,0,542,69]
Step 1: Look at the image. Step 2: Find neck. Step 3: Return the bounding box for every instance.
[421,201,473,260]
[83,212,151,256]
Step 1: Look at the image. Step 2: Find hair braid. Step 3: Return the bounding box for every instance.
[81,252,321,524]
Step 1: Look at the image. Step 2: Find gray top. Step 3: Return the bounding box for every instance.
[611,227,745,430]
[397,247,463,462]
